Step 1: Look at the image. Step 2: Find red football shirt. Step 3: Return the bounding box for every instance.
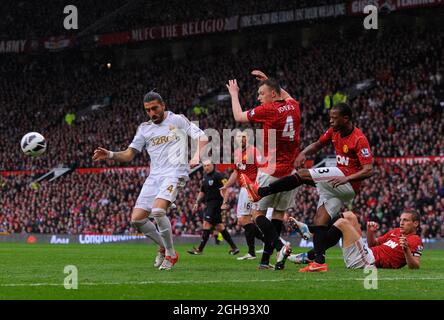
[234,146,262,184]
[371,228,423,269]
[247,98,301,178]
[318,126,373,192]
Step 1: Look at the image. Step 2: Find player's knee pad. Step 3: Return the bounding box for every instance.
[151,208,166,218]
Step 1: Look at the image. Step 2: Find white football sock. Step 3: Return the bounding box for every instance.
[152,208,176,257]
[132,218,163,247]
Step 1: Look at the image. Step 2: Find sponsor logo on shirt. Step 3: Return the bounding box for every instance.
[149,128,180,146]
[383,239,398,249]
[336,155,349,166]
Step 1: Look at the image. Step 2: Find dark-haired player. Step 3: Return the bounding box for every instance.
[241,103,374,272]
[93,91,208,270]
[226,70,300,270]
[220,130,265,260]
[293,211,423,269]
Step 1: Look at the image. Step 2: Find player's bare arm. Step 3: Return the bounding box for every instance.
[220,171,237,208]
[251,70,293,101]
[190,135,209,167]
[329,163,373,188]
[92,147,137,162]
[220,170,238,191]
[400,235,421,269]
[294,141,324,168]
[366,221,380,247]
[226,79,249,123]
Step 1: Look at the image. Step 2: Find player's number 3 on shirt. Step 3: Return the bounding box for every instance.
[282,116,295,141]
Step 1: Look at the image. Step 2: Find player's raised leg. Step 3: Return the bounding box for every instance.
[333,212,375,269]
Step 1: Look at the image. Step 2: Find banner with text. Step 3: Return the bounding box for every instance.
[348,0,444,15]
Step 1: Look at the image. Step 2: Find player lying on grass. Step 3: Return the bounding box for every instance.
[240,103,374,272]
[289,211,423,270]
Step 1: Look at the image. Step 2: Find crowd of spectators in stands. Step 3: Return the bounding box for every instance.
[0,0,344,39]
[1,23,443,239]
[1,162,443,239]
[1,28,442,170]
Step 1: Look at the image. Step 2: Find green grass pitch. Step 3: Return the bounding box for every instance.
[1,243,443,300]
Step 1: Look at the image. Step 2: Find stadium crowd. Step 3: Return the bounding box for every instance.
[1,161,443,239]
[0,0,343,39]
[1,28,443,171]
[1,23,443,239]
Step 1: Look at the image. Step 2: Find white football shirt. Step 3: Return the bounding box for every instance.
[129,111,205,177]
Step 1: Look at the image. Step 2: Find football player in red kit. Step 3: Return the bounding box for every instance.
[220,131,265,260]
[329,211,422,269]
[226,70,300,270]
[241,103,374,272]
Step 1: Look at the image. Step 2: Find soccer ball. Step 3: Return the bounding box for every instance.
[21,132,47,157]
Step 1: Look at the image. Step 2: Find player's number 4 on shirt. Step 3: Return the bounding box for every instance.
[282,116,295,141]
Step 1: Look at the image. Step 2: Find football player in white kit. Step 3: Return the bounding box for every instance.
[93,91,208,270]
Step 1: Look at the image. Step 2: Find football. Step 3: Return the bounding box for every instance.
[20,132,47,157]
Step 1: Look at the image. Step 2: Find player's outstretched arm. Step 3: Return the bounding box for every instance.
[294,141,323,168]
[226,79,249,123]
[219,171,237,208]
[251,70,294,101]
[221,170,238,190]
[92,147,137,162]
[190,135,209,168]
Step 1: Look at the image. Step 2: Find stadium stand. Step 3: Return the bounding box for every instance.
[1,8,443,239]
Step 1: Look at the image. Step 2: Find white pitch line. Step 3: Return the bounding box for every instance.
[2,277,444,287]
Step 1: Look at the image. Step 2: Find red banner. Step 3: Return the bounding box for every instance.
[130,16,239,43]
[376,156,444,165]
[95,31,132,46]
[2,157,443,177]
[0,169,46,176]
